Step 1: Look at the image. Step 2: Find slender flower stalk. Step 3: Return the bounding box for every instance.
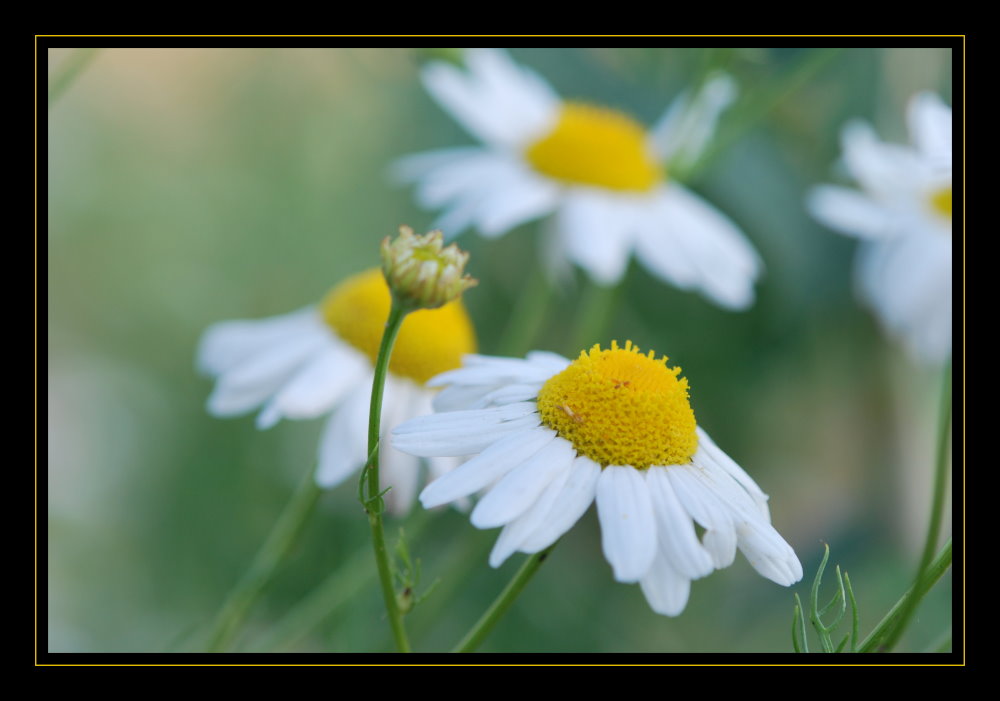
[363,226,477,652]
[205,468,322,652]
[452,545,556,653]
[361,301,412,652]
[879,361,952,651]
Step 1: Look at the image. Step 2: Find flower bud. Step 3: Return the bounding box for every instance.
[381,226,477,310]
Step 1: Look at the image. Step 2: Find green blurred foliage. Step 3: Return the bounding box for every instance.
[47,46,952,653]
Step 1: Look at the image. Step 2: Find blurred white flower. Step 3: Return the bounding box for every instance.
[197,268,476,514]
[808,92,952,364]
[395,49,761,310]
[392,342,801,616]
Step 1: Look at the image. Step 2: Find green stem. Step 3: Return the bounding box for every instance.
[205,469,322,652]
[452,545,556,653]
[568,280,621,355]
[498,263,553,357]
[48,48,100,107]
[880,360,952,651]
[362,302,411,652]
[857,539,952,653]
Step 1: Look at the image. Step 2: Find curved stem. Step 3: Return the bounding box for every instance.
[880,360,952,651]
[362,302,411,652]
[205,469,322,652]
[452,545,556,653]
[857,539,952,653]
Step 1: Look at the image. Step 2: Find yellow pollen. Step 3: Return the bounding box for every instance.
[320,269,476,384]
[930,186,952,218]
[524,102,662,192]
[537,341,698,470]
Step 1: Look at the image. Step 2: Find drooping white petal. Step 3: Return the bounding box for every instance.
[736,519,803,586]
[695,427,771,519]
[421,48,559,149]
[558,190,637,286]
[596,465,657,582]
[255,340,370,429]
[487,455,574,567]
[197,306,319,376]
[806,185,900,240]
[315,382,371,488]
[665,465,738,569]
[418,427,556,508]
[471,436,577,529]
[649,72,737,166]
[639,553,692,617]
[392,402,541,456]
[390,147,486,184]
[637,184,761,310]
[645,467,714,579]
[907,92,952,172]
[518,455,601,553]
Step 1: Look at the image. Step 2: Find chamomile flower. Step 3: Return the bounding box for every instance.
[197,268,476,515]
[808,92,952,364]
[391,341,801,616]
[394,49,761,310]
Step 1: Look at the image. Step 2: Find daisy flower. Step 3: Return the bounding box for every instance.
[391,341,801,616]
[808,92,952,364]
[197,268,477,515]
[394,49,761,310]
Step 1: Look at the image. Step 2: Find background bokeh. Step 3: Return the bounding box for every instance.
[46,46,954,654]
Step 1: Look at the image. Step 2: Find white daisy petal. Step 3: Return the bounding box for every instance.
[518,455,601,553]
[596,465,657,582]
[255,340,370,429]
[666,465,738,569]
[736,520,803,586]
[646,466,714,579]
[470,435,577,529]
[649,72,737,166]
[197,307,318,376]
[421,49,558,149]
[487,455,573,567]
[315,383,371,488]
[419,427,556,508]
[559,191,637,285]
[640,553,692,617]
[695,427,771,518]
[647,184,760,310]
[206,328,329,417]
[806,185,899,240]
[907,91,952,171]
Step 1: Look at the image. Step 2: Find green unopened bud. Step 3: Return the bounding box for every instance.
[381,226,477,311]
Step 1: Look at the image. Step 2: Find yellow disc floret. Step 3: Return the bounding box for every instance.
[537,341,698,469]
[321,268,476,384]
[525,102,662,192]
[930,185,952,218]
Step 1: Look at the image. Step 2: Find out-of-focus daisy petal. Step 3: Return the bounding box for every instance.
[197,307,318,376]
[908,91,952,171]
[806,185,899,240]
[559,190,637,286]
[315,383,371,488]
[649,72,737,166]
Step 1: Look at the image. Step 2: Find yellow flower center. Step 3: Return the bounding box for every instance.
[524,102,662,192]
[537,341,698,469]
[930,185,952,218]
[320,269,476,384]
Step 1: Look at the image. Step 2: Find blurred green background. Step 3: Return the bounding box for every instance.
[46,46,953,654]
